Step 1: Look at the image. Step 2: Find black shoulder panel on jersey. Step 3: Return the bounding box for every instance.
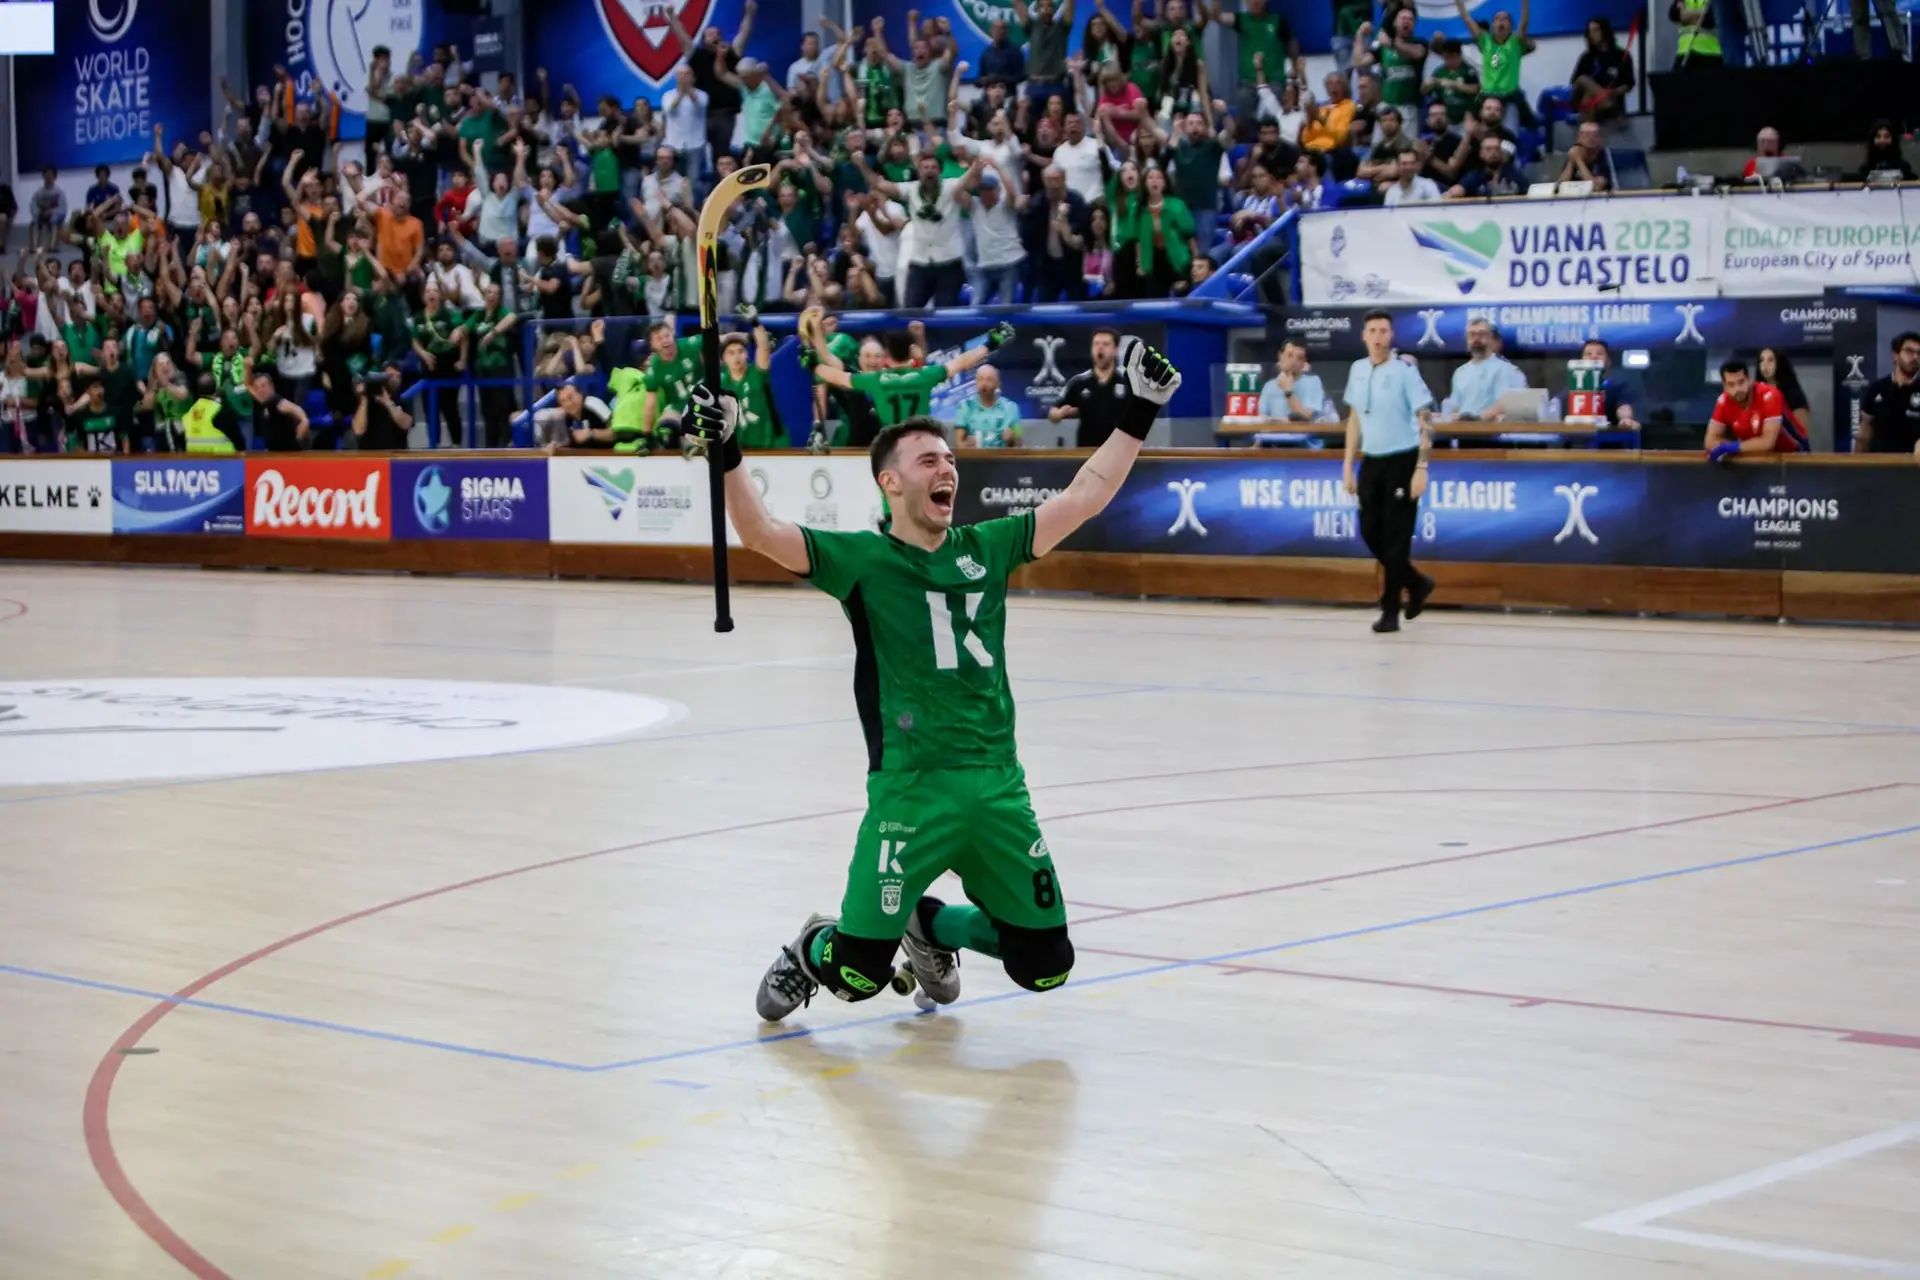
[846,586,885,773]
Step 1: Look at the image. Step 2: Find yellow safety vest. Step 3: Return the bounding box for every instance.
[1676,0,1722,58]
[182,398,237,453]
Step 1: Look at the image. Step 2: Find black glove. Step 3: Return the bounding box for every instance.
[983,320,1016,351]
[687,381,743,471]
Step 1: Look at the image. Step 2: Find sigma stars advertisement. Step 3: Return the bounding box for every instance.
[523,0,801,109]
[955,456,1920,574]
[11,0,213,170]
[391,459,549,540]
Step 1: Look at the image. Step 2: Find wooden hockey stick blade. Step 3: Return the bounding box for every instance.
[696,163,775,331]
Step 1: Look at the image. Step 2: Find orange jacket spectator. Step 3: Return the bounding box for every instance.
[374,205,425,278]
[1301,96,1357,152]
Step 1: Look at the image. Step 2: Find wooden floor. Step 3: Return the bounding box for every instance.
[2,564,1918,1280]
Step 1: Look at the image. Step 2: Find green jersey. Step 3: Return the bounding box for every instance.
[800,511,1037,772]
[850,364,947,425]
[722,364,782,449]
[641,335,704,425]
[1374,38,1424,107]
[1476,31,1525,98]
[1430,62,1480,123]
[468,307,515,375]
[1233,11,1287,83]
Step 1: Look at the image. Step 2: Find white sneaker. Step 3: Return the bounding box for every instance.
[899,907,962,1005]
[755,913,834,1022]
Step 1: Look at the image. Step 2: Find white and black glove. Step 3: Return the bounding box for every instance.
[1116,336,1182,439]
[688,381,744,471]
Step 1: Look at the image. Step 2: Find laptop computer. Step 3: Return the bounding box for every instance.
[1494,388,1550,422]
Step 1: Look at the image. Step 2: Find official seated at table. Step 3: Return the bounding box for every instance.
[1580,339,1641,431]
[1255,341,1338,423]
[1442,319,1530,419]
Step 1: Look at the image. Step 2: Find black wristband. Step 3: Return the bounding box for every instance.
[1116,394,1159,441]
[721,433,743,472]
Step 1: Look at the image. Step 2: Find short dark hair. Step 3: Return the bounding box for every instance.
[248,366,275,384]
[1719,358,1749,377]
[1092,327,1120,345]
[534,235,558,259]
[1582,338,1610,354]
[1362,309,1393,328]
[883,330,914,362]
[721,334,749,353]
[648,319,675,338]
[870,417,949,479]
[1892,330,1920,352]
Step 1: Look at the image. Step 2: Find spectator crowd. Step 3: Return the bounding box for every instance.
[0,0,1911,454]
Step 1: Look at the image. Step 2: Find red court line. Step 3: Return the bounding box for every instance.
[0,598,27,626]
[78,732,1907,1278]
[1064,783,1905,926]
[1075,944,1920,1051]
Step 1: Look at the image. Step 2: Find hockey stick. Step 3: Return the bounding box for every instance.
[695,162,774,634]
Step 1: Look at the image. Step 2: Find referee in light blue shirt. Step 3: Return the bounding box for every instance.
[1343,310,1436,633]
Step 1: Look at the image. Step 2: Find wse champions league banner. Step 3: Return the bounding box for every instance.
[1263,297,1865,360]
[955,456,1920,574]
[11,0,212,171]
[851,0,1639,63]
[246,0,480,141]
[1301,190,1920,307]
[522,0,802,109]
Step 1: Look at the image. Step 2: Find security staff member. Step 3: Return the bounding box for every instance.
[1343,310,1435,633]
[1857,330,1920,456]
[1049,328,1132,447]
[1670,0,1722,66]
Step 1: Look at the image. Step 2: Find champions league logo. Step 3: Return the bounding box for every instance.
[1673,303,1706,346]
[1552,483,1600,545]
[1166,479,1208,537]
[600,0,718,85]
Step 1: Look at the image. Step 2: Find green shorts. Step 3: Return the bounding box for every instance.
[838,763,1066,940]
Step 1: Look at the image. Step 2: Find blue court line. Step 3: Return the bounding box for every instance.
[0,963,590,1071]
[8,819,1915,1073]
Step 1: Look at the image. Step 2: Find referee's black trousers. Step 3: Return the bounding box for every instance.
[1357,447,1422,616]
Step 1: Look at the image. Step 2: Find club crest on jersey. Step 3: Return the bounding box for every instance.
[955,554,987,581]
[880,882,903,914]
[1028,837,1050,859]
[598,0,715,86]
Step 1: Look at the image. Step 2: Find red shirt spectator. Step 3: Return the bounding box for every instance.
[434,176,476,236]
[1707,362,1804,459]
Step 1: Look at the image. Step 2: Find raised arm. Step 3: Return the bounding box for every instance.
[1032,340,1176,554]
[1452,0,1484,39]
[733,0,757,53]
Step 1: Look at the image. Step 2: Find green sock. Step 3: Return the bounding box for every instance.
[930,904,1001,958]
[806,924,836,971]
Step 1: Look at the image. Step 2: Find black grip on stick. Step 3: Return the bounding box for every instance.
[702,331,733,633]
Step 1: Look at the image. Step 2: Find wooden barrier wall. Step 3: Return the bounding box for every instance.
[4,450,1917,623]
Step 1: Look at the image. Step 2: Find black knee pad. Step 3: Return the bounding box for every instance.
[998,923,1074,992]
[814,929,898,1003]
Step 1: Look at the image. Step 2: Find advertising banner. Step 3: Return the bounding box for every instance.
[1303,199,1715,308]
[391,458,549,540]
[111,459,246,534]
[246,0,478,141]
[0,460,114,534]
[522,0,802,110]
[850,0,1638,61]
[744,456,886,536]
[1261,297,1862,362]
[11,0,213,171]
[550,455,885,544]
[548,455,713,545]
[1304,191,1920,307]
[245,457,392,539]
[951,455,1920,574]
[1719,190,1920,296]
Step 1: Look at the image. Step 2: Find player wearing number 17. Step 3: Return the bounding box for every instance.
[688,338,1183,1021]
